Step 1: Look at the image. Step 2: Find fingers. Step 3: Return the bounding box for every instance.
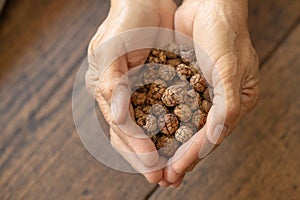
[159,173,185,188]
[163,128,205,184]
[170,174,185,188]
[110,121,160,167]
[171,127,206,173]
[191,9,242,144]
[158,180,171,188]
[205,72,240,145]
[158,0,177,29]
[186,159,200,172]
[164,126,220,184]
[110,128,165,183]
[174,3,196,38]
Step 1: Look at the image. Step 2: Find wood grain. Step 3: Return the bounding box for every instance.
[248,0,300,62]
[0,0,299,199]
[149,23,300,200]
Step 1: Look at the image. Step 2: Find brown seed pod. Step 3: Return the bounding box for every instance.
[146,98,164,106]
[180,121,198,133]
[192,110,207,130]
[190,74,207,93]
[203,87,213,102]
[175,126,194,143]
[150,104,168,117]
[158,50,167,64]
[134,105,151,119]
[158,113,179,135]
[148,55,159,63]
[185,89,201,111]
[172,79,191,90]
[167,58,181,66]
[149,134,159,143]
[130,45,213,153]
[165,51,178,59]
[176,63,195,80]
[174,104,192,122]
[149,49,167,64]
[151,49,160,57]
[162,85,187,107]
[131,86,147,106]
[143,64,159,84]
[137,114,158,135]
[202,99,212,113]
[155,135,180,157]
[164,43,180,56]
[188,63,200,75]
[147,81,167,100]
[190,61,201,73]
[179,45,196,63]
[158,65,176,81]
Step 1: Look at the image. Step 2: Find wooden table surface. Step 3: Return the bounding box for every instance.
[0,0,299,199]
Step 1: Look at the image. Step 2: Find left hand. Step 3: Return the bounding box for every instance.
[159,0,260,187]
[86,0,177,184]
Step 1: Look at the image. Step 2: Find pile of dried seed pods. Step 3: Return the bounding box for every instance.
[130,44,213,157]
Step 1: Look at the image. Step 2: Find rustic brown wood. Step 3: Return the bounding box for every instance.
[149,24,300,200]
[248,0,300,62]
[0,0,299,199]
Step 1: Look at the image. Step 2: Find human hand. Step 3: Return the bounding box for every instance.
[85,0,177,184]
[160,0,260,187]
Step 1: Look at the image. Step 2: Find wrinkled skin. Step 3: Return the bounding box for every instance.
[86,0,177,184]
[86,0,260,187]
[159,0,260,187]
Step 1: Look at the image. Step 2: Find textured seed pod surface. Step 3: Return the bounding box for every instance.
[192,110,207,130]
[158,65,176,81]
[190,73,207,93]
[137,114,158,135]
[176,63,195,79]
[129,45,213,157]
[155,135,180,157]
[161,85,187,107]
[174,104,192,122]
[150,104,168,117]
[175,126,194,143]
[158,113,179,135]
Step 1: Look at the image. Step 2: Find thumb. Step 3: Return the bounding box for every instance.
[203,53,241,146]
[191,13,242,145]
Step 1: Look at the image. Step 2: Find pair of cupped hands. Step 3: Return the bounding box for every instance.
[86,0,260,187]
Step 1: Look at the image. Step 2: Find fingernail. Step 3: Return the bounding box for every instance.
[212,124,228,144]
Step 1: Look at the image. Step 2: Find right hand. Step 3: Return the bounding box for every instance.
[85,0,177,184]
[160,0,260,186]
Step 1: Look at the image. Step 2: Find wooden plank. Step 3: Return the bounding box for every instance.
[0,0,299,199]
[248,0,300,61]
[149,24,300,200]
